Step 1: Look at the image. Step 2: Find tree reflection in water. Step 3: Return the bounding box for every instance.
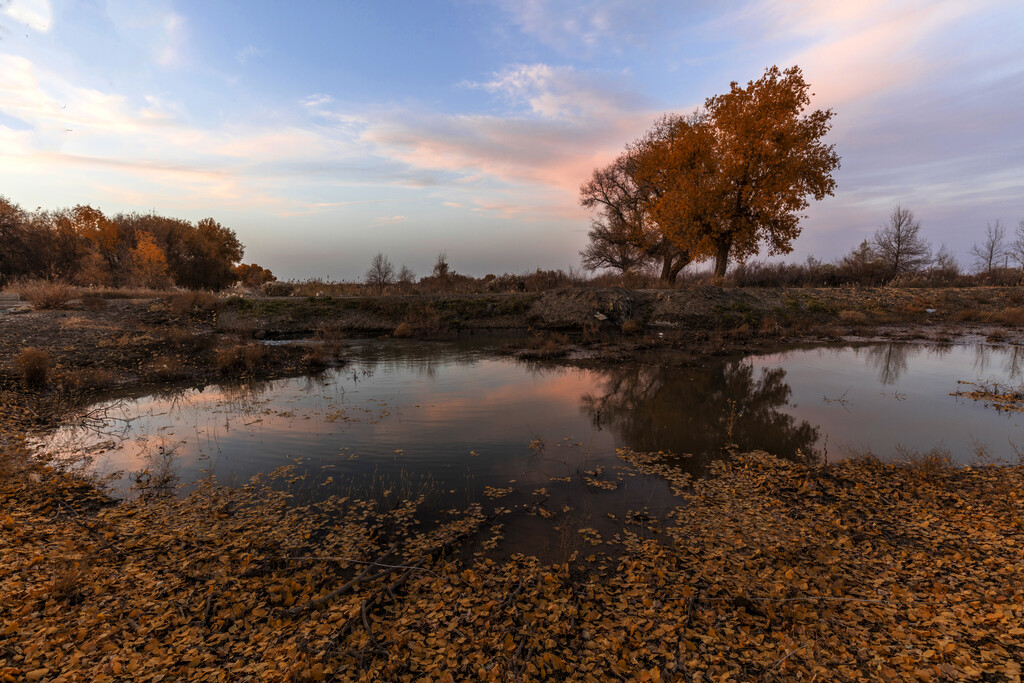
[580,360,819,473]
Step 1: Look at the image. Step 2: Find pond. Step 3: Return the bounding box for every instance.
[50,339,1024,557]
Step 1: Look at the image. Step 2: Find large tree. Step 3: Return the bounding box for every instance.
[627,66,840,278]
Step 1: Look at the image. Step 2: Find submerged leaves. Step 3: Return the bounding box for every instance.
[2,448,1023,681]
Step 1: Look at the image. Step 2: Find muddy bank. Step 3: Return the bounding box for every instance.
[217,285,1024,336]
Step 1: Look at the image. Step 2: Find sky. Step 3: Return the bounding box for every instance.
[1,0,1022,280]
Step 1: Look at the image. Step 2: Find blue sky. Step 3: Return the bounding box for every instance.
[1,0,1022,279]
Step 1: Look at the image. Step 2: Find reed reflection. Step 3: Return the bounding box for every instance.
[580,361,819,470]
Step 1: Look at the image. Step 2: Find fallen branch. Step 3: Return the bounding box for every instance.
[57,501,125,559]
[285,542,400,615]
[282,555,438,577]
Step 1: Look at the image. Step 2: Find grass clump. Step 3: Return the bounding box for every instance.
[167,291,220,316]
[994,306,1024,326]
[145,355,187,382]
[620,319,642,335]
[215,342,268,375]
[17,347,51,387]
[838,310,868,324]
[57,367,117,394]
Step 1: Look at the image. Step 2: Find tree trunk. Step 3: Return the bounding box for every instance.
[659,257,673,283]
[659,251,691,285]
[713,238,731,278]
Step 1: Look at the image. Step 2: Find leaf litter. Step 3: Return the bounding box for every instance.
[2,434,1023,681]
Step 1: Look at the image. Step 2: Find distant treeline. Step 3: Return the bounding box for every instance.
[0,196,274,290]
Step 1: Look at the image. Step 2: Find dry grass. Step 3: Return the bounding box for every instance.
[518,332,571,359]
[46,559,88,605]
[18,279,77,309]
[161,326,216,350]
[759,315,781,336]
[392,322,413,338]
[620,319,642,335]
[215,343,269,375]
[167,291,220,316]
[994,307,1024,326]
[314,321,347,343]
[894,445,954,477]
[17,347,51,387]
[302,344,344,370]
[56,368,117,394]
[145,355,187,382]
[838,310,869,324]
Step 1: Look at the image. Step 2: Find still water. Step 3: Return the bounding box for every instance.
[53,340,1023,553]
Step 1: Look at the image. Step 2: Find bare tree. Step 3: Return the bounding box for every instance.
[579,147,692,283]
[432,252,449,279]
[397,265,416,285]
[872,205,932,277]
[365,252,395,294]
[969,220,1007,274]
[932,243,960,278]
[579,221,648,274]
[1008,218,1024,269]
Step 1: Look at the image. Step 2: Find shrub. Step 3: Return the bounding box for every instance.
[19,279,76,309]
[259,280,294,296]
[17,348,51,387]
[167,291,220,316]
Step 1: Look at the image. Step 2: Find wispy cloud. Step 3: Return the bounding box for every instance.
[2,0,52,33]
[154,13,187,67]
[496,0,676,54]
[235,44,264,66]
[464,63,646,121]
[374,215,406,224]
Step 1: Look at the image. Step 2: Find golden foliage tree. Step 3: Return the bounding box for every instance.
[128,233,171,289]
[587,65,840,279]
[699,65,840,276]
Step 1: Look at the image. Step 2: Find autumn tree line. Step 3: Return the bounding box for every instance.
[0,196,274,290]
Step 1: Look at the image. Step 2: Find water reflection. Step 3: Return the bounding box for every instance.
[51,340,1024,503]
[581,361,819,468]
[863,344,911,385]
[852,342,1024,385]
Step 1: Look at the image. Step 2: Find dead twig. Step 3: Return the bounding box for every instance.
[285,542,399,615]
[282,556,438,577]
[57,501,125,559]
